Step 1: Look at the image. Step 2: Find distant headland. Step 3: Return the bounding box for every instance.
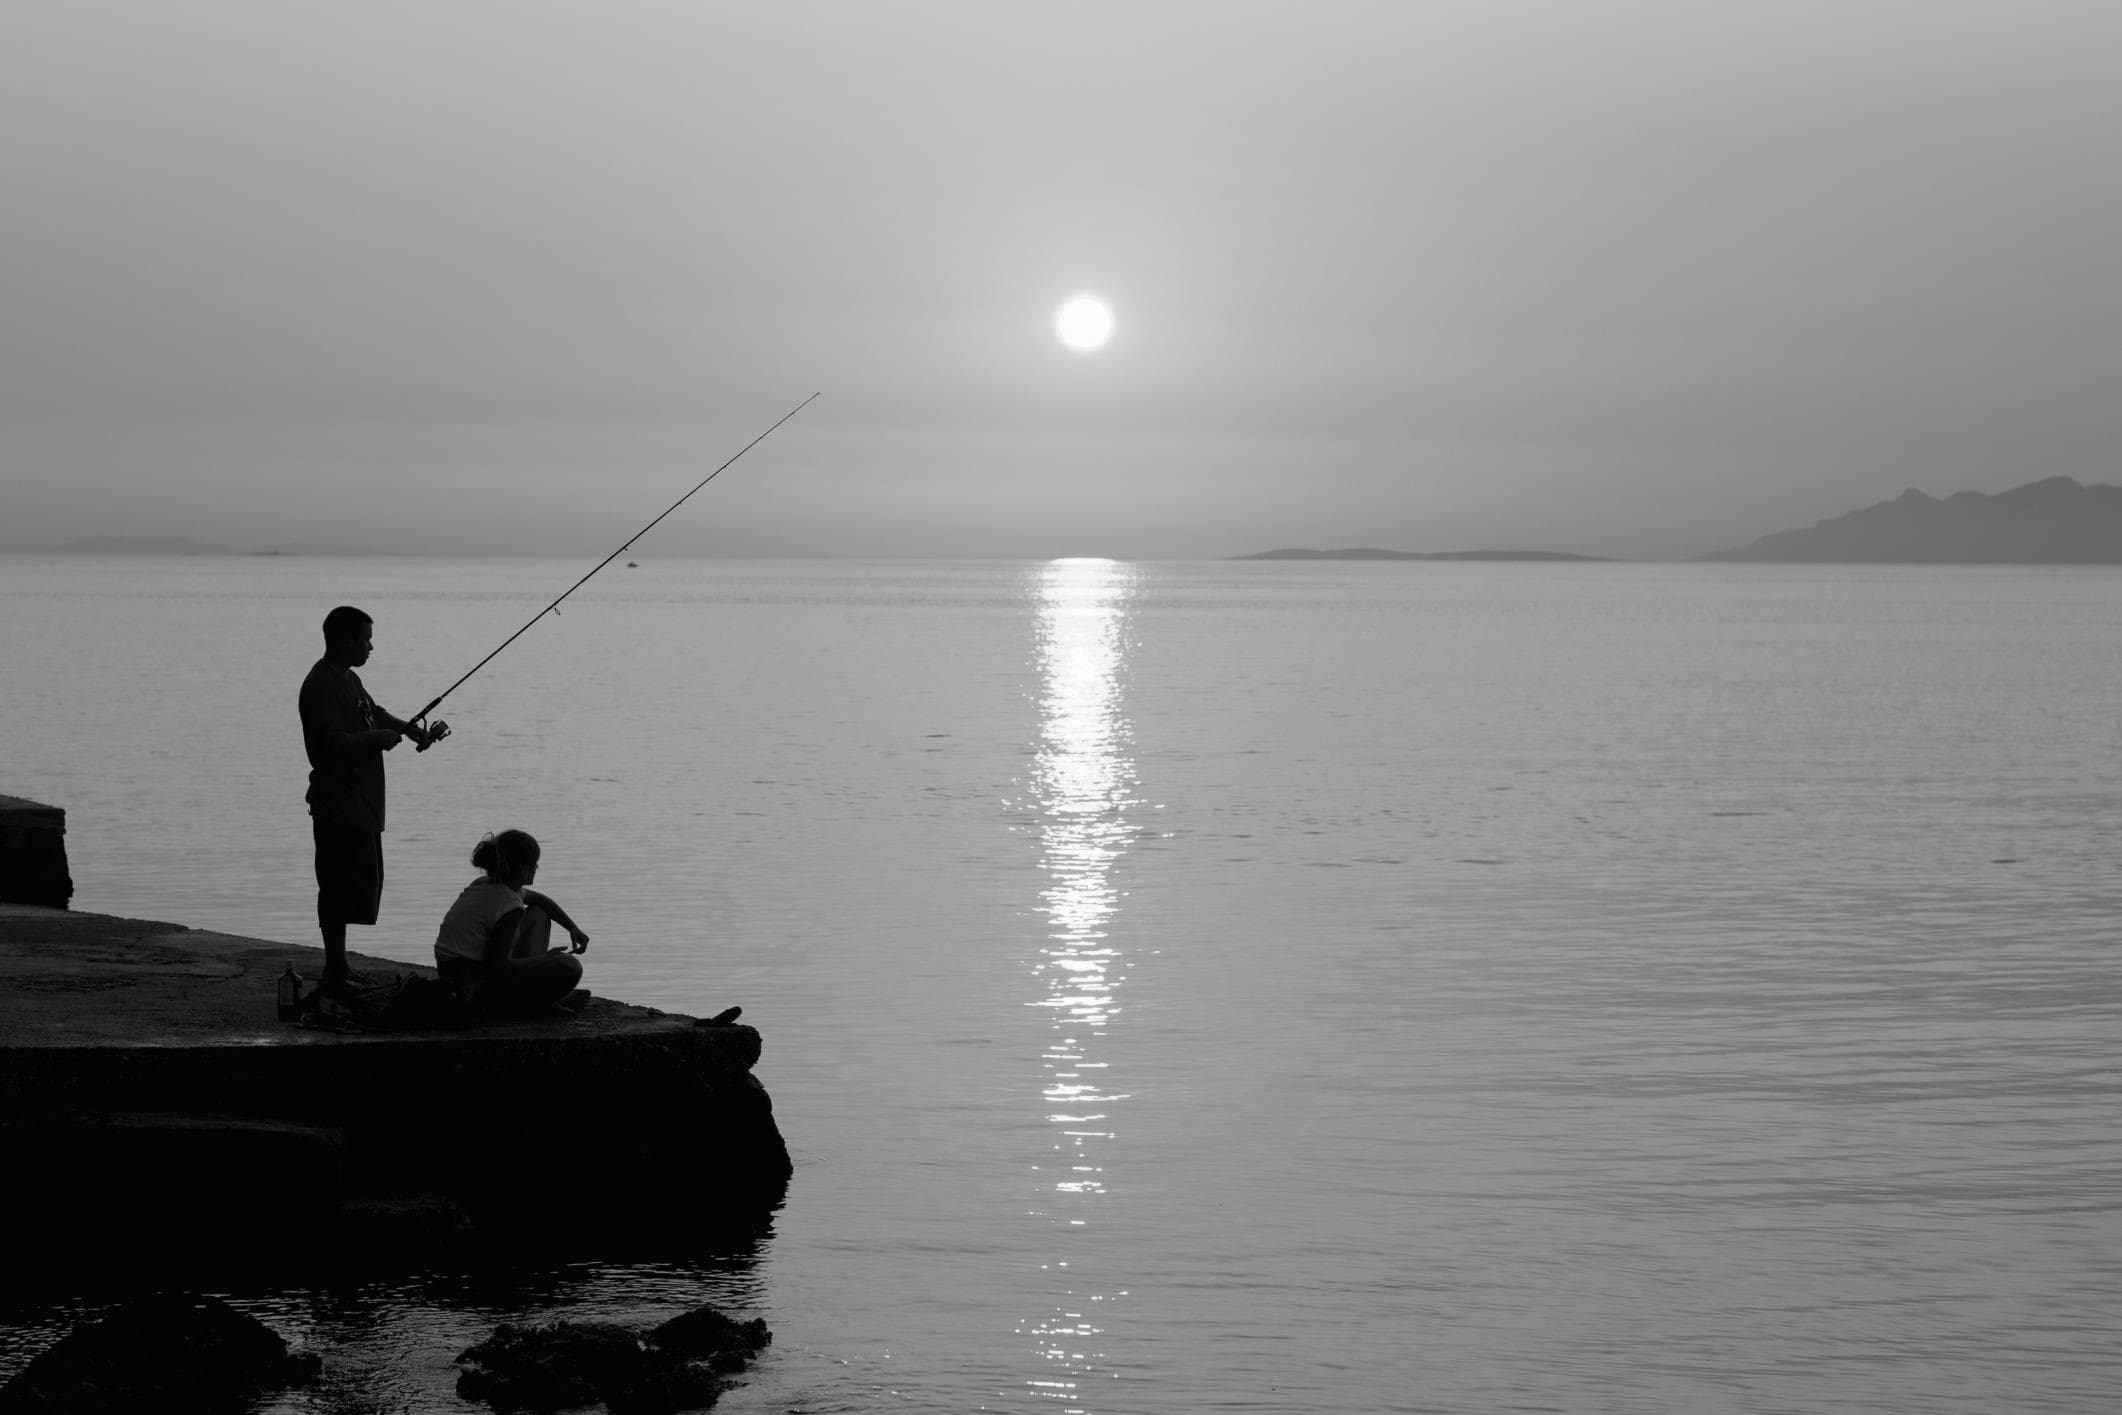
[1700,477,2122,563]
[46,536,376,556]
[1236,548,1613,562]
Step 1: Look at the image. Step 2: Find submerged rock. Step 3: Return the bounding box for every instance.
[456,1320,642,1410]
[454,1304,769,1413]
[646,1305,771,1368]
[604,1360,728,1415]
[0,1293,318,1414]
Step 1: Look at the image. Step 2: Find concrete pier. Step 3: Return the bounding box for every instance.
[0,903,791,1284]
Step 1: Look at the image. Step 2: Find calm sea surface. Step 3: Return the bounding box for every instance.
[2,555,2118,1413]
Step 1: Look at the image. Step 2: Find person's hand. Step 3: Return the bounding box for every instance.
[568,929,590,954]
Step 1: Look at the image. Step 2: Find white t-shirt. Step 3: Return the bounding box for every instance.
[434,876,525,965]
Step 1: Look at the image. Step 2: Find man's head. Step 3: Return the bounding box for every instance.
[321,606,374,667]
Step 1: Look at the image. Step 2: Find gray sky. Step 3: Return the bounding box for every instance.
[3,0,2118,558]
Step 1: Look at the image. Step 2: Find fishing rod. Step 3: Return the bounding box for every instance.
[406,391,820,748]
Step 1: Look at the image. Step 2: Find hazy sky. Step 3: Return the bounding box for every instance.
[4,1,2119,558]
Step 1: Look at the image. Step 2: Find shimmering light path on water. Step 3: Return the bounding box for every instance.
[1020,559,1142,1408]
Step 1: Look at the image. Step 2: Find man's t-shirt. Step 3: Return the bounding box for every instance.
[435,877,526,966]
[299,659,387,831]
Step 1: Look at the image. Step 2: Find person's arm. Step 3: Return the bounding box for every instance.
[302,676,404,756]
[371,705,431,748]
[482,907,524,969]
[522,889,590,952]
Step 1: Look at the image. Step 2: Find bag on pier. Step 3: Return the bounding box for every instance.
[299,973,475,1033]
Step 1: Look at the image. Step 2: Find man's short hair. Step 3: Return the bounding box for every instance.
[321,605,373,642]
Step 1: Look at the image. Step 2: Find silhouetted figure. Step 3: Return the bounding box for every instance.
[434,829,590,1016]
[299,605,445,990]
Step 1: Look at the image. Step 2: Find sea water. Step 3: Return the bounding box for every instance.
[1,555,2117,1413]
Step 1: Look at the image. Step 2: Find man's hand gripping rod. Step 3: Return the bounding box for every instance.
[406,392,821,748]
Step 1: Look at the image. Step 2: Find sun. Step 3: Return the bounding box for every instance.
[1054,293,1115,352]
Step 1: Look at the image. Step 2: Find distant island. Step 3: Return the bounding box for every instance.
[1700,477,2122,563]
[1237,548,1612,562]
[47,536,375,556]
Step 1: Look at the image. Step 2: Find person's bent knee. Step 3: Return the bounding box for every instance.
[515,905,555,958]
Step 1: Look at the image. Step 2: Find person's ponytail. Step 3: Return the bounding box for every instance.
[473,829,541,883]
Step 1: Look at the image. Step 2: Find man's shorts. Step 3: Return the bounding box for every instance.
[312,819,383,926]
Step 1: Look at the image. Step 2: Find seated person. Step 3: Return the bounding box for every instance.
[434,829,590,1016]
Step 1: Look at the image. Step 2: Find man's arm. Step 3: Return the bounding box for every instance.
[371,706,430,747]
[302,676,404,756]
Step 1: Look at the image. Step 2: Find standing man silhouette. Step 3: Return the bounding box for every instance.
[298,605,445,989]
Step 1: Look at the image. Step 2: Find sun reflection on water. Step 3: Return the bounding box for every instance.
[1016,558,1141,1409]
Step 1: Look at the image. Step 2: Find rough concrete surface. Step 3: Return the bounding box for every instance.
[0,901,685,1047]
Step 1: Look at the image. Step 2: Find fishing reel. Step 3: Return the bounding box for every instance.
[412,717,451,752]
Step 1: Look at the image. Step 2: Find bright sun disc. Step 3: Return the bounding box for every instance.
[1054,293,1115,351]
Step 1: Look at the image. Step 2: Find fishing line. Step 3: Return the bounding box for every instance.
[407,391,820,743]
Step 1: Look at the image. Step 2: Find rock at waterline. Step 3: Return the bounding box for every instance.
[454,1304,771,1413]
[456,1321,641,1411]
[645,1304,771,1370]
[0,1294,319,1414]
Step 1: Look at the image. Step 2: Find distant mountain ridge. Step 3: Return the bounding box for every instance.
[1701,477,2122,563]
[48,535,375,556]
[1237,548,1610,562]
